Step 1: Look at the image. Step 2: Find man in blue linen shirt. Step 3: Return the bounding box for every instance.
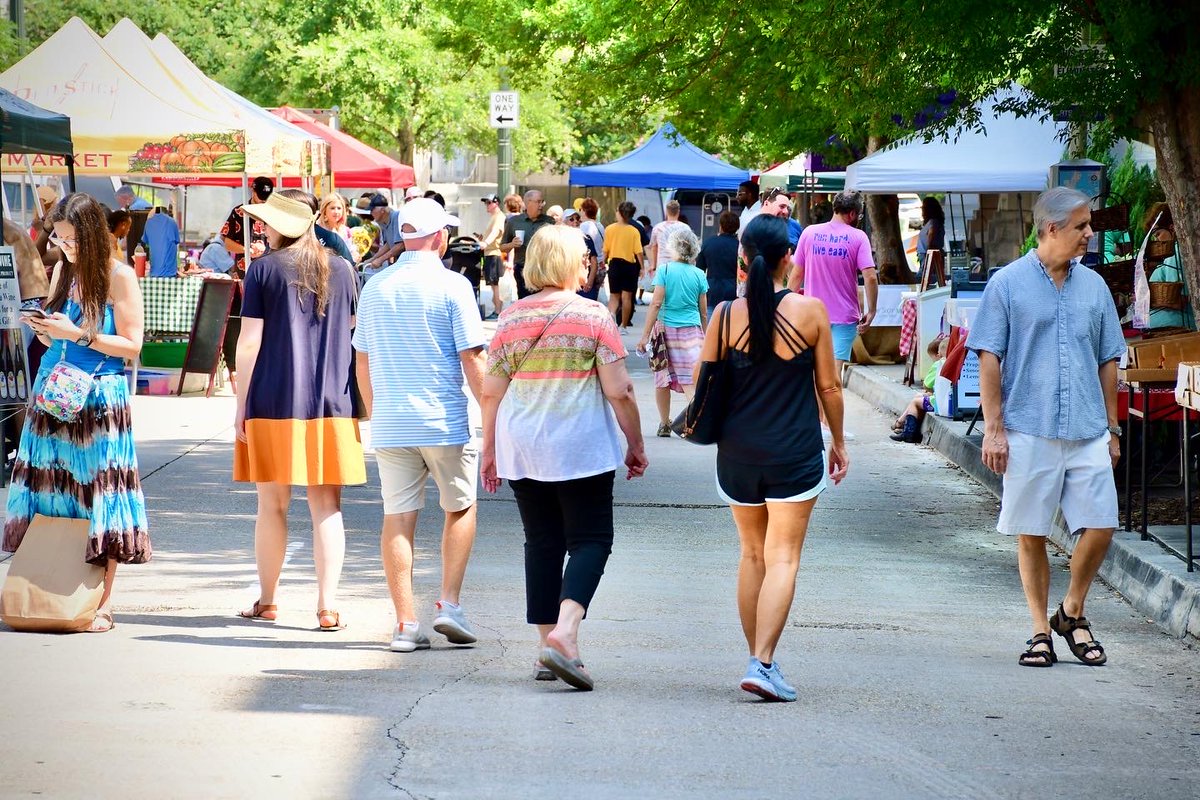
[968,186,1126,669]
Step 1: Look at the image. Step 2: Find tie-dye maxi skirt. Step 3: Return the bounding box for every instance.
[2,372,150,565]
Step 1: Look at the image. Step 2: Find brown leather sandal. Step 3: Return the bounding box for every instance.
[1018,632,1056,667]
[317,609,345,631]
[238,600,278,621]
[1049,604,1107,666]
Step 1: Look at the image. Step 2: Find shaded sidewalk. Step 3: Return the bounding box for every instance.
[847,363,1200,639]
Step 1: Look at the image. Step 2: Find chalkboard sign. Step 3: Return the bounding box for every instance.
[177,278,236,397]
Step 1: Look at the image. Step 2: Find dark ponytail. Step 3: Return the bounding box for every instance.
[740,215,791,363]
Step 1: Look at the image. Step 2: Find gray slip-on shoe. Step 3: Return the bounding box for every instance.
[538,647,594,690]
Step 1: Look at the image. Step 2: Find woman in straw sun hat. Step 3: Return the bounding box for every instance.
[233,191,365,632]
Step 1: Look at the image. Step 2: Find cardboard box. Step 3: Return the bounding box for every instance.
[1176,363,1193,404]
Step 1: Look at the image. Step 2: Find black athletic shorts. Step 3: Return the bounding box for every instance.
[608,258,640,294]
[483,255,503,285]
[715,452,827,506]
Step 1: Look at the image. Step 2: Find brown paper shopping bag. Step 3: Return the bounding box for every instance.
[1,515,104,632]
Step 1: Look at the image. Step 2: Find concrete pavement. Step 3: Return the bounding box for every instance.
[847,363,1200,639]
[1,356,1199,798]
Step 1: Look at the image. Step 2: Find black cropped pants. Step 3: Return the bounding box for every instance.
[510,471,615,625]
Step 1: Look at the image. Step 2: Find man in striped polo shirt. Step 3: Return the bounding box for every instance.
[354,198,488,654]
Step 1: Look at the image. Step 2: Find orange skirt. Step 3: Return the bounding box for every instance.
[234,417,366,486]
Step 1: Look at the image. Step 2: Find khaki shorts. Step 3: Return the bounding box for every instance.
[376,444,478,515]
[996,430,1118,536]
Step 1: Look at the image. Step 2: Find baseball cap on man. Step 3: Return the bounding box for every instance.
[399,197,460,239]
[481,194,500,204]
[368,193,389,209]
[404,186,423,201]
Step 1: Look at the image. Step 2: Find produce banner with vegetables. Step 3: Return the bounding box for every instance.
[128,132,247,174]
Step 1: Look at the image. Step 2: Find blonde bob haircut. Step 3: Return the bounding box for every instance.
[523,225,587,291]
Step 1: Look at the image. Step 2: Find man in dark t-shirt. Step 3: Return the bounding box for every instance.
[499,189,554,299]
[222,176,273,279]
[696,210,741,313]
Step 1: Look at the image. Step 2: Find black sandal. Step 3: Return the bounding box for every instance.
[1018,632,1057,667]
[1049,604,1107,666]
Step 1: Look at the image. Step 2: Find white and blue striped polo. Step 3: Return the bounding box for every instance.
[353,251,486,447]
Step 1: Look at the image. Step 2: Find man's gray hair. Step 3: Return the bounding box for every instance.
[665,225,700,264]
[523,189,543,203]
[1034,186,1090,237]
[115,185,134,197]
[832,191,863,215]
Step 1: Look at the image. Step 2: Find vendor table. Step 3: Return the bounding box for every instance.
[1121,371,1198,570]
[134,276,206,392]
[140,276,204,334]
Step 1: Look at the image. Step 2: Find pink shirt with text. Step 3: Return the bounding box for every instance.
[792,220,874,324]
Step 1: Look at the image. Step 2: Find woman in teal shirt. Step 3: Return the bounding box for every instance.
[637,226,708,437]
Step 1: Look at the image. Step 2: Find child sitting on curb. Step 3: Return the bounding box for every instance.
[891,335,948,443]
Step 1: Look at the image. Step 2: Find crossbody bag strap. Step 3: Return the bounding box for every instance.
[512,298,577,378]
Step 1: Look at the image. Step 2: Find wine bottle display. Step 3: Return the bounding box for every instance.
[12,337,26,399]
[0,338,10,400]
[2,338,13,400]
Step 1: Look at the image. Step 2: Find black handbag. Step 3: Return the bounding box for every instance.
[670,301,732,444]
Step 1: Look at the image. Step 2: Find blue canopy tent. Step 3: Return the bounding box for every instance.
[569,124,749,189]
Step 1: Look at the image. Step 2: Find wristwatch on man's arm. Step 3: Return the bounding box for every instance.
[1107,425,1122,436]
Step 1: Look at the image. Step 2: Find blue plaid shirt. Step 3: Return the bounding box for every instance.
[966,249,1125,441]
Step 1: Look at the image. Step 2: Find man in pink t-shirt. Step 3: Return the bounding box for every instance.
[788,191,878,372]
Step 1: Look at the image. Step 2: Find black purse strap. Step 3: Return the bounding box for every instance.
[717,300,732,360]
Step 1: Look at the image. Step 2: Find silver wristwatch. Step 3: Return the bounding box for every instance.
[1107,425,1122,436]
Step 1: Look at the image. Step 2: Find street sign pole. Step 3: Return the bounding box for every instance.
[497,68,512,200]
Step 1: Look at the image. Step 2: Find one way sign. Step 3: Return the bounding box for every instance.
[489,91,520,129]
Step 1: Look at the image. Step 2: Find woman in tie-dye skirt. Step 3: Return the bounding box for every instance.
[3,193,149,633]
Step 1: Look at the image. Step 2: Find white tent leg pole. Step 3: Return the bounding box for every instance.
[242,173,250,254]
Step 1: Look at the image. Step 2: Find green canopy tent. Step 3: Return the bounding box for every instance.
[0,87,75,190]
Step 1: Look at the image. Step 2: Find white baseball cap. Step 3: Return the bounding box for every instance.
[404,186,423,201]
[399,197,460,239]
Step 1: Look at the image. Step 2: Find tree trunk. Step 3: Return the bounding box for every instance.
[394,126,416,169]
[1145,92,1200,325]
[864,135,914,284]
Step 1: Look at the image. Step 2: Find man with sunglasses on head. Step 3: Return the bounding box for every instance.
[760,188,804,253]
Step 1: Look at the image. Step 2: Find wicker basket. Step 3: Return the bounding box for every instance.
[1146,240,1177,261]
[1089,203,1129,233]
[1149,281,1185,311]
[1096,260,1135,294]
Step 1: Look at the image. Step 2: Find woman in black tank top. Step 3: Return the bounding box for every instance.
[695,214,849,701]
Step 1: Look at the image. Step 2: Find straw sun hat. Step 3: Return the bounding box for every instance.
[240,193,317,238]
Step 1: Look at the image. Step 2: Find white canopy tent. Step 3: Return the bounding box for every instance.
[845,90,1068,193]
[103,19,326,180]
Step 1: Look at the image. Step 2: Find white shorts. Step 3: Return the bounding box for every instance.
[996,430,1118,536]
[376,444,478,515]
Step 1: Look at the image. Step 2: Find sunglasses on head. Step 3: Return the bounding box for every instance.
[764,188,791,202]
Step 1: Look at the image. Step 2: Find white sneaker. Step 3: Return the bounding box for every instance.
[432,601,477,645]
[390,622,431,653]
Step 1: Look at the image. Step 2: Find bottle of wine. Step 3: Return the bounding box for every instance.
[4,341,14,401]
[13,339,26,400]
[0,340,11,400]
